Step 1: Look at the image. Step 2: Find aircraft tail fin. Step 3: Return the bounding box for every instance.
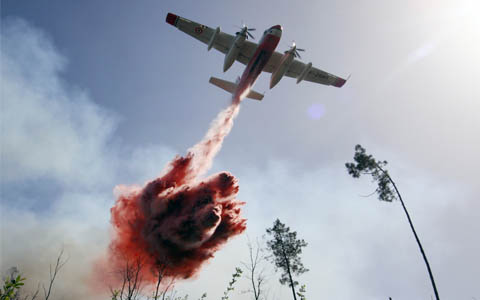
[209,77,263,101]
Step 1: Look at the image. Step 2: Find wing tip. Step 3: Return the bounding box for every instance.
[332,76,348,88]
[166,13,178,26]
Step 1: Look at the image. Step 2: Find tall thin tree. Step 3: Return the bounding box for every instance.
[265,219,308,300]
[242,238,268,300]
[345,144,440,300]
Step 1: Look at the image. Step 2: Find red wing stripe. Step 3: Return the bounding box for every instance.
[332,77,347,87]
[166,13,178,26]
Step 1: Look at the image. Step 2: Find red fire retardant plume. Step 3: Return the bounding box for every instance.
[106,103,245,282]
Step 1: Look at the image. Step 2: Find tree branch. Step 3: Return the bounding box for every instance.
[43,248,68,300]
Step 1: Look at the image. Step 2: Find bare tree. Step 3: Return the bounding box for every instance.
[111,257,145,300]
[108,254,187,300]
[151,255,182,300]
[242,238,268,300]
[43,248,68,300]
[22,282,40,300]
[152,263,167,300]
[155,272,176,300]
[159,279,182,300]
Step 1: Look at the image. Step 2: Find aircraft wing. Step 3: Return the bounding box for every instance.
[166,13,258,65]
[264,52,347,87]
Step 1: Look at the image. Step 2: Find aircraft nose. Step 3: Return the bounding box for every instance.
[271,25,283,31]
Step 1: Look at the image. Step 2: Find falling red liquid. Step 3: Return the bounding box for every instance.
[104,102,245,283]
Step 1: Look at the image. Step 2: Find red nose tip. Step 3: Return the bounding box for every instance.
[271,25,283,31]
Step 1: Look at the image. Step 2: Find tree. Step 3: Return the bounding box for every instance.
[345,144,440,300]
[1,248,65,300]
[265,219,308,300]
[110,257,145,300]
[221,267,242,300]
[43,248,67,300]
[296,284,306,300]
[242,238,268,300]
[1,272,25,300]
[152,260,171,300]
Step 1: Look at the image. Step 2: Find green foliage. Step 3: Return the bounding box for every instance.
[221,267,242,300]
[296,284,306,300]
[198,293,207,300]
[165,295,188,300]
[0,275,25,300]
[345,144,396,202]
[111,289,120,300]
[266,219,308,288]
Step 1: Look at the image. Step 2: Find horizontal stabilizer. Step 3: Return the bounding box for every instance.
[245,89,264,101]
[209,77,237,93]
[209,77,263,101]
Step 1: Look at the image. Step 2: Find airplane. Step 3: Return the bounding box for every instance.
[166,13,347,102]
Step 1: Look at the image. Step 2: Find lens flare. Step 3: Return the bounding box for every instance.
[307,103,326,120]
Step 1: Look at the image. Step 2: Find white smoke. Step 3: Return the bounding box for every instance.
[0,18,172,300]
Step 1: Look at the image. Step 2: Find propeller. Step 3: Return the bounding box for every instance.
[287,41,305,59]
[235,23,256,40]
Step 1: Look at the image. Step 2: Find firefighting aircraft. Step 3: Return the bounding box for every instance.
[166,13,347,101]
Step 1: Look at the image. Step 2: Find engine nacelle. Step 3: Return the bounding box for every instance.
[207,27,221,51]
[223,34,246,72]
[296,62,312,84]
[270,52,295,89]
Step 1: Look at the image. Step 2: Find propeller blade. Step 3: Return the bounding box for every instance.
[235,23,255,39]
[235,24,249,31]
[290,42,305,59]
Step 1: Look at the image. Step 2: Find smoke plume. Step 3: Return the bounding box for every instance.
[101,102,245,284]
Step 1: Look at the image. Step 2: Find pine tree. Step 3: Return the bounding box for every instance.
[266,219,308,300]
[346,144,440,300]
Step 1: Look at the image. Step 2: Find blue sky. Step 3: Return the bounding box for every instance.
[1,1,480,299]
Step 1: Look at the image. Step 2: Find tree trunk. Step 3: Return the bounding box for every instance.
[280,241,297,300]
[379,166,440,300]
